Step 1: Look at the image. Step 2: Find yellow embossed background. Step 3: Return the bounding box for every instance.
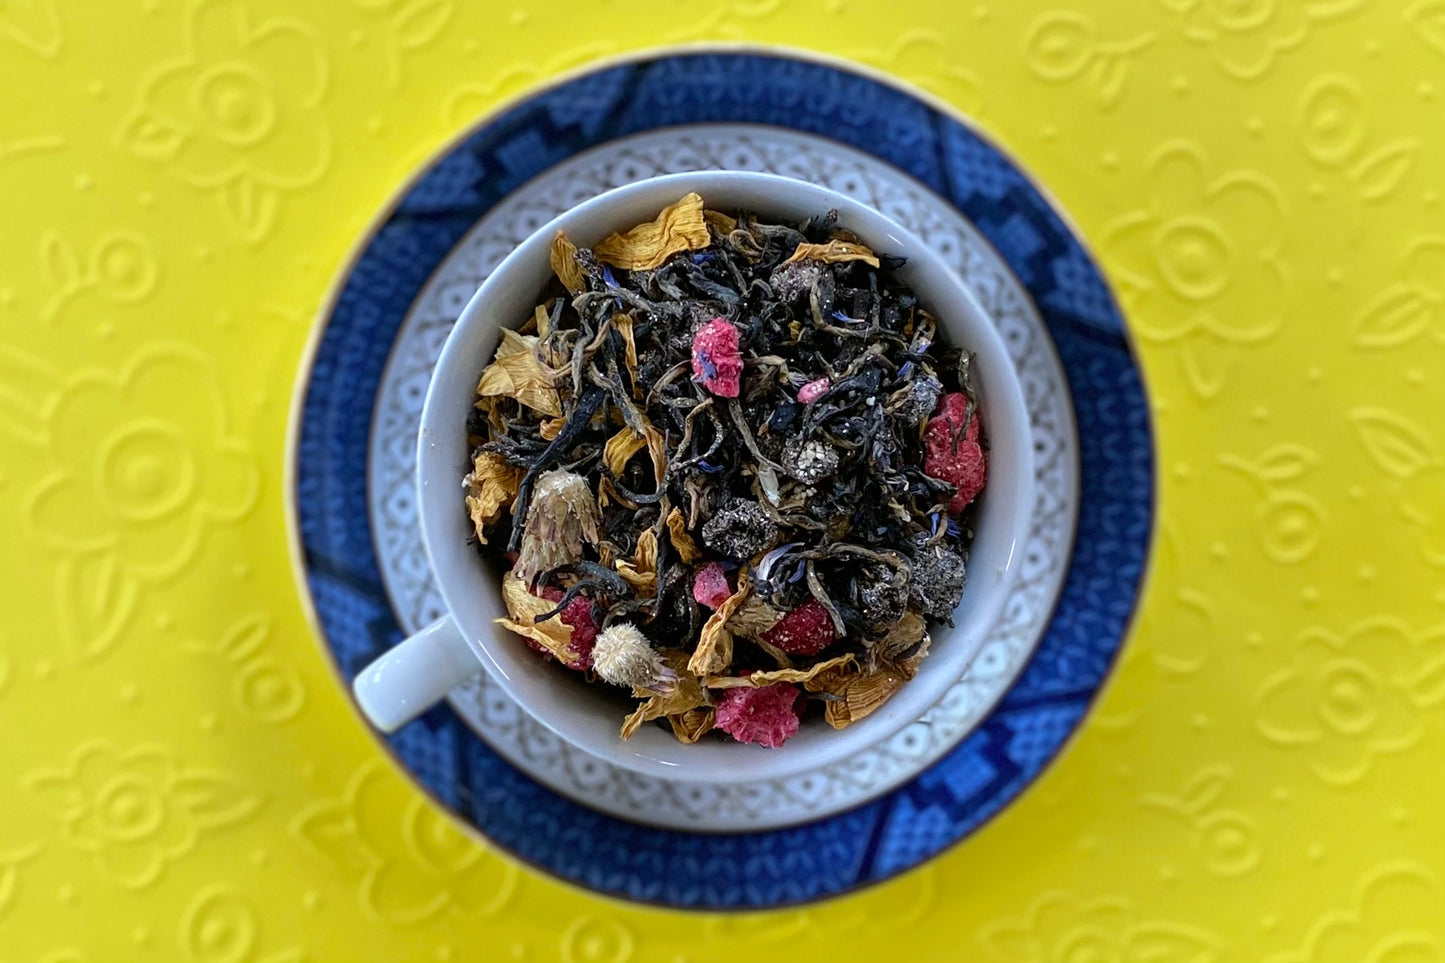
[2,1,1443,960]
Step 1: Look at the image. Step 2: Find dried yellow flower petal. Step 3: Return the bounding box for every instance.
[462,451,522,544]
[614,312,641,399]
[475,328,562,417]
[688,574,749,676]
[593,193,711,270]
[620,650,708,740]
[550,230,585,294]
[495,571,583,665]
[705,653,855,689]
[603,425,649,478]
[665,507,701,563]
[806,637,931,729]
[668,707,716,743]
[783,239,881,269]
[615,527,659,596]
[703,208,738,234]
[870,611,926,663]
[538,416,566,440]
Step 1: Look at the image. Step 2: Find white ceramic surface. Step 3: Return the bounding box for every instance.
[367,126,1078,829]
[355,168,1035,786]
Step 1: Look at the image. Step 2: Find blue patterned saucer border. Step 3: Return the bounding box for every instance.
[294,50,1153,909]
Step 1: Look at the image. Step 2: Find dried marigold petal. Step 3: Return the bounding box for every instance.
[703,208,738,234]
[668,707,716,743]
[665,508,701,563]
[688,573,750,676]
[783,239,880,268]
[614,312,642,399]
[495,570,586,667]
[806,636,931,728]
[593,193,711,271]
[705,653,854,689]
[869,610,927,663]
[462,451,522,544]
[615,527,659,597]
[475,329,563,417]
[549,230,586,294]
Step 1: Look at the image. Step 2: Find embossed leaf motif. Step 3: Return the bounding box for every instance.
[0,846,41,919]
[54,550,140,663]
[1406,0,1445,57]
[116,107,187,160]
[219,177,280,245]
[24,744,264,889]
[1348,140,1418,202]
[1352,285,1437,347]
[390,0,453,49]
[0,0,62,59]
[1255,444,1316,483]
[1348,408,1441,479]
[293,763,516,924]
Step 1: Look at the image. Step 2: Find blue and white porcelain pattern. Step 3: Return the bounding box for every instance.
[367,125,1078,831]
[295,51,1153,909]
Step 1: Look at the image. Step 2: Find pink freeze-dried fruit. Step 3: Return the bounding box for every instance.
[715,681,802,749]
[691,317,743,397]
[761,599,835,656]
[922,391,987,515]
[692,561,732,609]
[535,587,598,670]
[797,377,830,404]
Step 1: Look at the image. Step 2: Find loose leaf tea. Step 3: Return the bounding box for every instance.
[466,195,988,748]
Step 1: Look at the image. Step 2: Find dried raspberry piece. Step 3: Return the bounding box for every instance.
[690,317,743,397]
[760,599,835,656]
[533,587,596,670]
[797,377,830,404]
[922,391,987,514]
[692,562,732,609]
[715,682,802,749]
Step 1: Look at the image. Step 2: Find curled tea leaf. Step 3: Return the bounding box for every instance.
[496,571,584,665]
[549,230,585,294]
[784,239,880,268]
[462,451,522,544]
[594,193,711,270]
[475,329,562,417]
[705,653,855,689]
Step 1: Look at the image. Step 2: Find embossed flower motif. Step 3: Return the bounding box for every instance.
[25,744,262,888]
[1166,0,1366,79]
[294,763,516,924]
[24,346,258,581]
[1266,863,1444,963]
[1255,622,1428,783]
[1105,143,1286,396]
[980,893,1223,962]
[118,0,329,238]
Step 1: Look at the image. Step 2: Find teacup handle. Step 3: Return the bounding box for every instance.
[352,617,481,732]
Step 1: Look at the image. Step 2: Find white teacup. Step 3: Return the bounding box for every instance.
[353,170,1033,783]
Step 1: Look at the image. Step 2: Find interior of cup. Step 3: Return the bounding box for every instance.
[417,170,1033,783]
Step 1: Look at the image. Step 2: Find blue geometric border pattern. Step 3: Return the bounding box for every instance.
[295,51,1153,909]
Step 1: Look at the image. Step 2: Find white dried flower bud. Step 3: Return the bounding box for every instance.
[592,623,678,693]
[514,469,601,584]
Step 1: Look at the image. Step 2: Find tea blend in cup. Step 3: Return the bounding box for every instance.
[464,194,987,749]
